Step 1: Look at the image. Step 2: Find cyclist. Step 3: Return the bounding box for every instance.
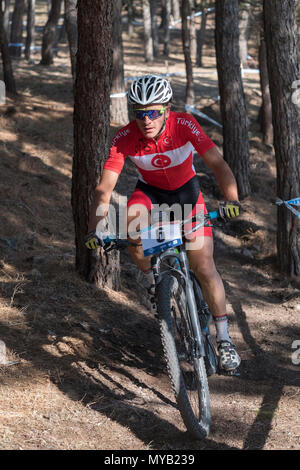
[85,75,241,372]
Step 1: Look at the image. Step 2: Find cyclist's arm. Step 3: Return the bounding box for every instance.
[87,169,119,232]
[201,147,239,201]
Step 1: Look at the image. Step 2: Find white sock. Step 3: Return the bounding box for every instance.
[143,269,154,285]
[214,314,231,343]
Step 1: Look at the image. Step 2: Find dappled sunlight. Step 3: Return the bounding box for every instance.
[0,128,17,143]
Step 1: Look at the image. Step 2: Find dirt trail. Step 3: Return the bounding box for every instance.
[0,10,299,450]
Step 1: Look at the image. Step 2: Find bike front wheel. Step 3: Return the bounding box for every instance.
[157,274,211,439]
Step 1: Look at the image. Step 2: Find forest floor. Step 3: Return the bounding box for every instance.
[0,7,299,451]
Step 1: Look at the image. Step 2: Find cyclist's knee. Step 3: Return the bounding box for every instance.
[193,258,218,284]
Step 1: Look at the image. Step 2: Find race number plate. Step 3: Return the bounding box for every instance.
[142,222,182,257]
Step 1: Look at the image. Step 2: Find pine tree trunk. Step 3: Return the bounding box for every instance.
[0,1,17,94]
[150,0,159,58]
[162,0,171,56]
[40,0,62,65]
[64,0,77,81]
[143,0,153,62]
[196,8,207,67]
[264,0,300,276]
[258,32,273,146]
[215,0,251,199]
[171,0,180,23]
[72,0,120,289]
[3,0,10,37]
[54,15,66,54]
[110,0,128,125]
[181,0,194,105]
[9,0,25,58]
[239,0,251,68]
[127,0,134,38]
[189,0,197,59]
[296,0,300,48]
[25,0,35,60]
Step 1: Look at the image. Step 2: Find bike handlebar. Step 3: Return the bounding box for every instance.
[102,210,221,251]
[208,210,219,220]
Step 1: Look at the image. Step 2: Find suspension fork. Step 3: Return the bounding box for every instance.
[153,249,206,358]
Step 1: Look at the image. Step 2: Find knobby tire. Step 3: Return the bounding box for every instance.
[157,274,211,440]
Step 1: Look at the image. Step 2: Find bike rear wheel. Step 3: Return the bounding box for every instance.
[157,273,211,439]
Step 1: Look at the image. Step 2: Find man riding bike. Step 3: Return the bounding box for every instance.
[85,75,241,372]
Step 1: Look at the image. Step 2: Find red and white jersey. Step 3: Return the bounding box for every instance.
[104,111,216,191]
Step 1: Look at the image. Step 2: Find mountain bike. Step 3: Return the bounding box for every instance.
[100,209,224,440]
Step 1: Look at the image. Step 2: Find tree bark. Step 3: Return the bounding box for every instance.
[127,0,134,38]
[171,0,180,23]
[64,0,77,81]
[189,0,197,59]
[238,0,251,68]
[196,7,207,67]
[258,32,273,146]
[264,0,300,276]
[9,0,25,58]
[72,0,120,289]
[110,0,128,125]
[0,0,17,94]
[3,0,10,37]
[215,0,251,199]
[162,0,171,56]
[181,0,194,105]
[143,0,153,62]
[25,0,35,60]
[296,0,300,49]
[150,0,159,58]
[58,14,67,42]
[40,0,62,65]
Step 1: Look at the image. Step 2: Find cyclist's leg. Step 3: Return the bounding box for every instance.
[187,235,226,319]
[127,211,151,272]
[183,189,224,316]
[126,188,153,278]
[187,239,240,370]
[185,194,240,370]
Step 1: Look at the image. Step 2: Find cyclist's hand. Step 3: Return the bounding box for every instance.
[219,201,241,220]
[84,230,104,249]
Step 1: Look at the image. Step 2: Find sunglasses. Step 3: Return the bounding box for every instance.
[134,107,167,121]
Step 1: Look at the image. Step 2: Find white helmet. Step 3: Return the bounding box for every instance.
[128,75,173,105]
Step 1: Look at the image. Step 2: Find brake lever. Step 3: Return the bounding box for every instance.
[103,242,115,252]
[103,239,132,252]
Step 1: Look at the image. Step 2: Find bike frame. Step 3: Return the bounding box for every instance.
[102,210,220,360]
[151,244,206,358]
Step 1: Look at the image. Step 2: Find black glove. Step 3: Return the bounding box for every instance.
[219,201,241,220]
